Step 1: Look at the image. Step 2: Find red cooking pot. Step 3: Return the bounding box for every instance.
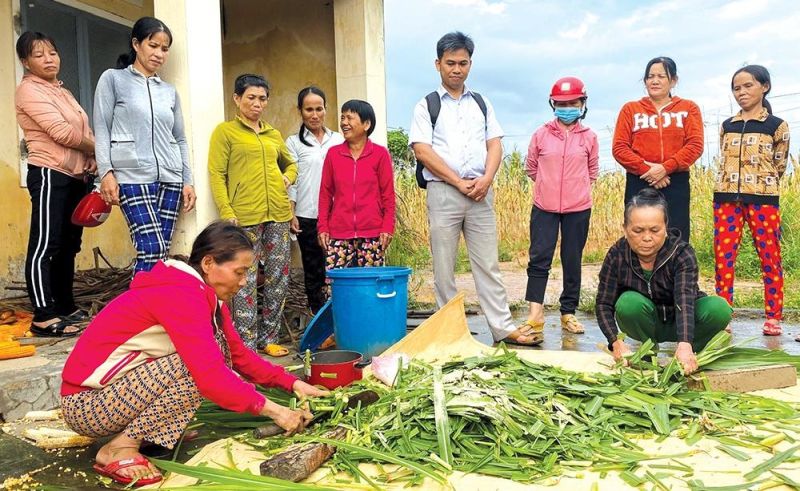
[305,350,371,390]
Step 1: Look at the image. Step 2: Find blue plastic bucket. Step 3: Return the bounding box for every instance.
[327,266,412,359]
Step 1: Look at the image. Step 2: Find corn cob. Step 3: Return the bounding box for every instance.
[23,409,62,421]
[0,344,35,360]
[23,428,94,448]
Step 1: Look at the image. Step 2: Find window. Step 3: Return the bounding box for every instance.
[21,0,131,122]
[18,0,131,185]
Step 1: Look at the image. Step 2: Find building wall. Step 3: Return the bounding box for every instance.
[0,0,152,293]
[220,0,339,138]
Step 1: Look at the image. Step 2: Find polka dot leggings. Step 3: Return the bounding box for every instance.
[713,201,783,320]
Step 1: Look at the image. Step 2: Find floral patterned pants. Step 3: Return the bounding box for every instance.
[232,221,290,349]
[325,237,385,270]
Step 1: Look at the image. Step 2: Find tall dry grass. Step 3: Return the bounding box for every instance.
[389,152,800,285]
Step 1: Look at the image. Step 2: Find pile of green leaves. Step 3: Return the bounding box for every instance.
[184,333,800,488]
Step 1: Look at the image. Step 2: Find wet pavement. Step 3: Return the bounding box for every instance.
[466,310,800,355]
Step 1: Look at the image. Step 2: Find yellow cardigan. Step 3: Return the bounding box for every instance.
[208,117,297,226]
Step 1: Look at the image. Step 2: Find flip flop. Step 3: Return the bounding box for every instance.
[502,320,544,346]
[264,343,289,357]
[92,455,162,487]
[561,314,585,334]
[763,321,782,336]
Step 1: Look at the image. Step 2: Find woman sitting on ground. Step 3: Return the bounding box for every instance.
[595,188,732,374]
[60,221,327,487]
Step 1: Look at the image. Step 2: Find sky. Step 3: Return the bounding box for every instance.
[384,0,800,172]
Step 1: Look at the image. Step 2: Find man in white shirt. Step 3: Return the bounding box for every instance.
[409,32,542,346]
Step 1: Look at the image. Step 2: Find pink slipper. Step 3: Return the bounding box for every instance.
[763,321,782,336]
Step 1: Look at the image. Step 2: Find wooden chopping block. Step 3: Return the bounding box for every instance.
[259,426,347,482]
[687,364,797,393]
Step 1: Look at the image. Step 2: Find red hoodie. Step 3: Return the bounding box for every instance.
[318,139,396,239]
[61,260,297,415]
[612,96,704,175]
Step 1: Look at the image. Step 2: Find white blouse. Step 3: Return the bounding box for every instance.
[286,127,345,219]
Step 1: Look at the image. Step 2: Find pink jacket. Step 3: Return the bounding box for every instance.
[61,260,297,415]
[15,74,95,178]
[526,119,599,213]
[318,139,396,239]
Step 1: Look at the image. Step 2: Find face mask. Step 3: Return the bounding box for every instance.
[554,107,582,124]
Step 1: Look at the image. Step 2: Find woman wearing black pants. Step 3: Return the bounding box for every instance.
[521,77,599,343]
[15,31,95,336]
[285,87,344,313]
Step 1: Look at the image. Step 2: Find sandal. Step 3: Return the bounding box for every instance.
[30,318,81,338]
[763,321,782,337]
[264,343,289,357]
[501,320,544,346]
[561,314,585,334]
[92,454,162,487]
[64,309,91,323]
[319,334,336,350]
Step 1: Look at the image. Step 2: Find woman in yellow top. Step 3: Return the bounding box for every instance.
[208,74,297,356]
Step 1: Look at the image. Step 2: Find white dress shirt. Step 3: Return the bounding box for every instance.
[286,127,344,219]
[408,84,503,182]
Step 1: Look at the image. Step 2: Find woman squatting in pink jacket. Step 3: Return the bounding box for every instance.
[519,77,599,344]
[60,221,328,487]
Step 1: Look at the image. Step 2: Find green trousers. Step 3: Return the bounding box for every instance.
[615,291,732,352]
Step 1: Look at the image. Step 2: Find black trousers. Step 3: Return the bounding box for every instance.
[525,206,591,314]
[25,166,89,322]
[296,217,328,313]
[625,171,690,243]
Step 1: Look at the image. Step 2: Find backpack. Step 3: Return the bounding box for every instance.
[415,91,488,189]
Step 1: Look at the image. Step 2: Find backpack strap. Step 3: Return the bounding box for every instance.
[425,91,441,128]
[471,92,488,130]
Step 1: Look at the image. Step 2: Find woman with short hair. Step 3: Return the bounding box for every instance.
[595,188,732,374]
[15,30,96,337]
[208,74,297,356]
[317,99,396,269]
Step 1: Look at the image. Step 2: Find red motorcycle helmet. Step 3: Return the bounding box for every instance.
[71,191,112,227]
[550,76,587,102]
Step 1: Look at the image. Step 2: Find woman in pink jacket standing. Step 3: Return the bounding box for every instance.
[521,77,598,343]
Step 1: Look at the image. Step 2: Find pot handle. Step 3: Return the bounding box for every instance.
[376,276,396,299]
[354,359,372,369]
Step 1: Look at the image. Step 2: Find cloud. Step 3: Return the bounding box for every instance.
[558,12,598,40]
[432,0,508,15]
[386,0,800,170]
[717,0,768,20]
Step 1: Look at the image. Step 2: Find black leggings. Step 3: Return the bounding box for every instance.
[25,166,88,322]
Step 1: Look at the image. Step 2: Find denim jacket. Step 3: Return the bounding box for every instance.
[93,66,192,185]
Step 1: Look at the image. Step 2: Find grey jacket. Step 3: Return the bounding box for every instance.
[93,66,192,185]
